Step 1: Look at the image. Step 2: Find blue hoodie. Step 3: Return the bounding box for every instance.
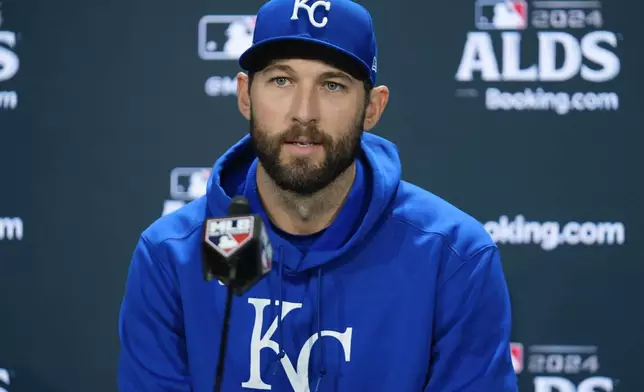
[117,133,518,392]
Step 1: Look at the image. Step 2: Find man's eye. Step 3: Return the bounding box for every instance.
[324,81,345,92]
[271,77,290,86]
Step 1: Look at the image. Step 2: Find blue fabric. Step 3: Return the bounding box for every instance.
[117,132,518,391]
[239,0,378,86]
[271,225,326,254]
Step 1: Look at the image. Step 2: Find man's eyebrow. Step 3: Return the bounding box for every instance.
[318,71,354,83]
[261,64,295,74]
[261,64,355,83]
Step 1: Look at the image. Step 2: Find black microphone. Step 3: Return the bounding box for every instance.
[202,195,273,294]
[202,196,273,392]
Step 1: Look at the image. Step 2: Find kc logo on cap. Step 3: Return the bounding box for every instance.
[240,0,378,86]
[291,0,332,28]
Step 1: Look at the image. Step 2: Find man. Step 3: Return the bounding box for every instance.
[117,0,518,391]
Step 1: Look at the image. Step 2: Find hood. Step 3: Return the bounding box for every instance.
[206,132,401,273]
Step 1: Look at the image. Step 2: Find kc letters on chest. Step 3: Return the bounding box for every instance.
[240,298,353,391]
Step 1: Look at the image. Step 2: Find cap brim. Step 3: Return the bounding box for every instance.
[239,36,370,83]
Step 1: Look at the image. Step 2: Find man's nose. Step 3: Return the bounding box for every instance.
[290,84,321,125]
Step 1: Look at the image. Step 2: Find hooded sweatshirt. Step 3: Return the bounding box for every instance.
[117,133,518,392]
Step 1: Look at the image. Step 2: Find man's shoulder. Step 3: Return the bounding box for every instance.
[140,196,209,248]
[390,180,496,259]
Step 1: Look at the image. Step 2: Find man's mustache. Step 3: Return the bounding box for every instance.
[279,124,332,145]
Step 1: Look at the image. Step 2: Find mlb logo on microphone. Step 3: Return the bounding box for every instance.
[510,342,524,374]
[206,217,254,257]
[474,0,527,30]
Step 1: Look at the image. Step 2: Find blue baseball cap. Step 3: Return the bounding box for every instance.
[239,0,378,86]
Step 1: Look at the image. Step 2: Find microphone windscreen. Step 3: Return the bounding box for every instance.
[228,196,252,216]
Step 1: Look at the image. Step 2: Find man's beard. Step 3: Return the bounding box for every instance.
[249,109,365,196]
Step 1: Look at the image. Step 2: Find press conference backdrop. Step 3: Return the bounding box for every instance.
[1,0,642,390]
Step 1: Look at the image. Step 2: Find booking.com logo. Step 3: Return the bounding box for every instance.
[484,215,626,251]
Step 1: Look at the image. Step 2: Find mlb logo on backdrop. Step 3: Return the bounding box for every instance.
[475,0,528,30]
[510,342,524,374]
[161,167,211,216]
[198,15,256,60]
[169,167,211,200]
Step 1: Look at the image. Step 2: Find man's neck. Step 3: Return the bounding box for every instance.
[256,162,357,235]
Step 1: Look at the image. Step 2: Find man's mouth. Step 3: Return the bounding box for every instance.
[284,137,321,147]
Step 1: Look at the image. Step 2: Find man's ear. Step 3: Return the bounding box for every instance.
[237,72,251,120]
[363,85,390,131]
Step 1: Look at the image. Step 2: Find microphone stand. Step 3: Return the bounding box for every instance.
[214,266,236,392]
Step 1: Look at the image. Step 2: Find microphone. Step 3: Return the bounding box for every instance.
[202,195,273,295]
[202,196,273,392]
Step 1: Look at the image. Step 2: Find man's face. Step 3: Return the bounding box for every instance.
[248,58,367,195]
